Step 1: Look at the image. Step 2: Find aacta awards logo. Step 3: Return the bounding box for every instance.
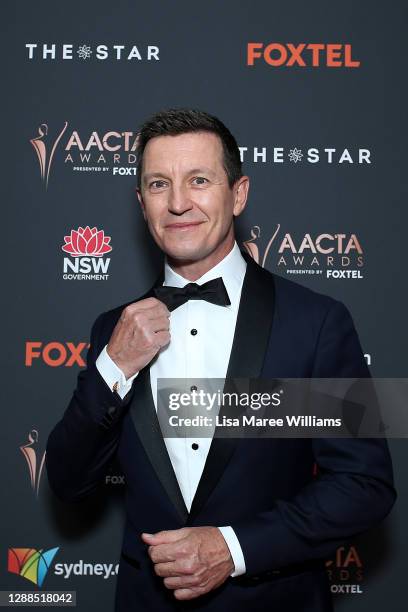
[62,226,112,280]
[326,545,364,594]
[20,430,46,497]
[243,224,364,279]
[30,121,141,186]
[30,122,68,189]
[8,547,59,588]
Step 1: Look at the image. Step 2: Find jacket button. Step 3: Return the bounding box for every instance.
[108,406,117,416]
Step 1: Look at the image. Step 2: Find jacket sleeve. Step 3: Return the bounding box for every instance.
[46,312,135,502]
[231,300,396,575]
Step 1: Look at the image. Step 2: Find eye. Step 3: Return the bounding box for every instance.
[192,176,209,185]
[149,180,167,190]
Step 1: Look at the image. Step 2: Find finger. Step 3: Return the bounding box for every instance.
[133,297,166,310]
[143,302,170,319]
[147,315,170,333]
[154,562,180,578]
[146,542,179,564]
[174,587,206,601]
[145,536,191,564]
[163,574,203,589]
[154,560,194,578]
[152,330,171,349]
[123,300,170,320]
[120,299,158,318]
[141,302,170,319]
[143,529,188,545]
[121,304,169,330]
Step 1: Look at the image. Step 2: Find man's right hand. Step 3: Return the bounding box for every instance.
[107,298,170,379]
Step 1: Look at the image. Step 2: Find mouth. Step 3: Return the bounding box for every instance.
[164,221,204,231]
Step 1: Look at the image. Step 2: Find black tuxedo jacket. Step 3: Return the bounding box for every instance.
[46,253,396,612]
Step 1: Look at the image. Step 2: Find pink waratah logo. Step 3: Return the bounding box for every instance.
[62,226,112,257]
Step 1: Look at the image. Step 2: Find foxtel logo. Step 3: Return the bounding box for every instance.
[25,342,89,367]
[247,43,360,67]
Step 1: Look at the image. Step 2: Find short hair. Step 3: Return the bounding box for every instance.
[136,108,243,190]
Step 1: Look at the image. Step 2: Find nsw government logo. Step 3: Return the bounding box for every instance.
[62,226,112,280]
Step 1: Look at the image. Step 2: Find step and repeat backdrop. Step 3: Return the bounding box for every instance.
[2,1,407,610]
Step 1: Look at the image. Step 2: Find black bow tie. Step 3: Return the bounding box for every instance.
[154,277,231,312]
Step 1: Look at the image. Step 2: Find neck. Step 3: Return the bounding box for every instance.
[167,234,236,281]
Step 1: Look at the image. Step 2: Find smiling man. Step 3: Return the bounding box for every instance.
[46,108,395,612]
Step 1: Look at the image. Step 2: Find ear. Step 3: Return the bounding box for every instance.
[136,188,146,221]
[233,176,250,217]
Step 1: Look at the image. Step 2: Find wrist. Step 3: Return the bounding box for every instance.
[106,347,135,380]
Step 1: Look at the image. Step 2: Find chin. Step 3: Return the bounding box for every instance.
[165,247,205,262]
[160,236,206,260]
[162,241,210,263]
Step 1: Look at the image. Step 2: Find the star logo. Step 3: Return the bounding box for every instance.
[288,147,303,163]
[77,45,92,60]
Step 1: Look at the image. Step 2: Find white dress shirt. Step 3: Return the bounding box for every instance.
[96,241,247,576]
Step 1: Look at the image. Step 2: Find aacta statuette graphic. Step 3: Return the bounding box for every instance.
[20,429,46,496]
[30,122,68,189]
[242,224,280,268]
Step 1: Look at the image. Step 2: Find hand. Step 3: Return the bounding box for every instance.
[141,527,234,601]
[107,298,170,378]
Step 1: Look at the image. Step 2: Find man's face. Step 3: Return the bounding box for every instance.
[137,131,248,263]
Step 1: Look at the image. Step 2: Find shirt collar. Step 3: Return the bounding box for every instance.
[163,241,247,308]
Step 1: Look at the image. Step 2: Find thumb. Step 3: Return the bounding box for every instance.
[141,529,186,545]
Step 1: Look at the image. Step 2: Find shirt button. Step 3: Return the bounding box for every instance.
[190,328,198,336]
[191,443,199,450]
[190,385,197,392]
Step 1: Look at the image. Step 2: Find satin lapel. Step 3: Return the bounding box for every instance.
[187,253,276,523]
[129,366,189,523]
[128,273,189,524]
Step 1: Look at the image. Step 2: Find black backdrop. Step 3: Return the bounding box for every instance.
[2,1,407,609]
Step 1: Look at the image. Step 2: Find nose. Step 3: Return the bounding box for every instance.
[168,183,193,216]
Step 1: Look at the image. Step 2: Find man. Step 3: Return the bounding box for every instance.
[46,108,396,611]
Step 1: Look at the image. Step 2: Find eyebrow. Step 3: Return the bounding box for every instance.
[143,167,217,183]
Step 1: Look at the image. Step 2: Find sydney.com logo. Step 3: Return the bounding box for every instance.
[8,547,119,588]
[8,548,59,588]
